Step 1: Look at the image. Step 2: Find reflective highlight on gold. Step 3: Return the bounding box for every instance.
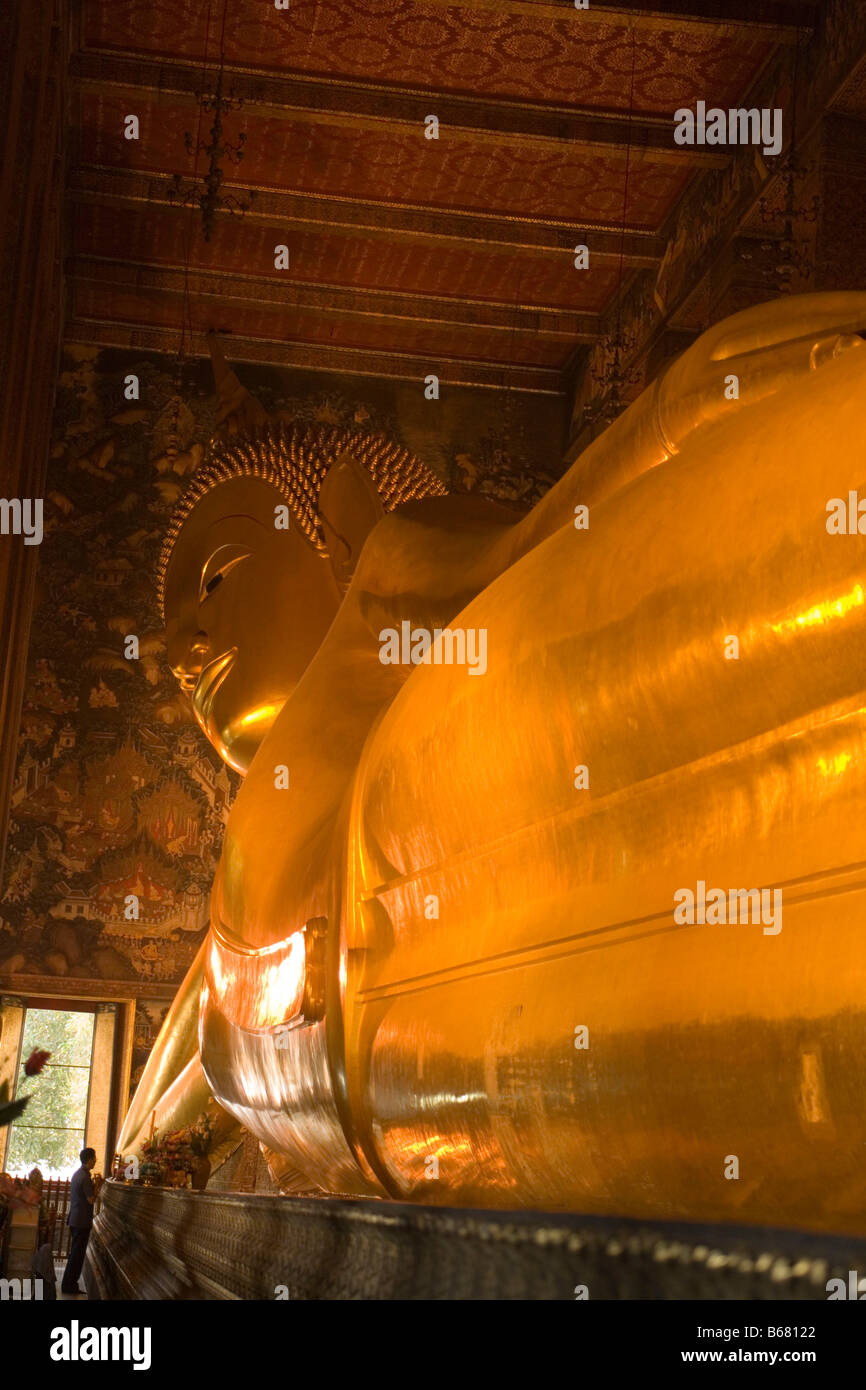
[769,582,864,636]
[207,928,306,1033]
[130,294,866,1233]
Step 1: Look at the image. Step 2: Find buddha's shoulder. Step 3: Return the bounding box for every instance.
[390,492,527,532]
[356,492,525,590]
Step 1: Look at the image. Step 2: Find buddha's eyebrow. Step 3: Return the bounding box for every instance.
[199,547,251,600]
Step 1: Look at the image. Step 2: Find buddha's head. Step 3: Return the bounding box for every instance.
[158,423,446,775]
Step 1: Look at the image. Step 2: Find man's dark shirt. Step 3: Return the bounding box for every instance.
[67,1165,94,1229]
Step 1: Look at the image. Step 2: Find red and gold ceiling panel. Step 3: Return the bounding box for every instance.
[80,92,689,226]
[71,1,802,388]
[84,0,772,111]
[74,203,619,309]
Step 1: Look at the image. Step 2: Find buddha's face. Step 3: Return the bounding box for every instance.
[163,477,342,774]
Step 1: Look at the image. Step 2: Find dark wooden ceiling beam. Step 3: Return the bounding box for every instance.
[386,0,811,37]
[412,0,815,39]
[70,51,724,164]
[69,255,599,339]
[68,168,666,265]
[70,0,816,46]
[64,317,565,395]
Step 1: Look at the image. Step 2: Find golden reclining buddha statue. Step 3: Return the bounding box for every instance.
[120,294,866,1232]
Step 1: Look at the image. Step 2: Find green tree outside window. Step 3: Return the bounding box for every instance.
[6,1008,95,1174]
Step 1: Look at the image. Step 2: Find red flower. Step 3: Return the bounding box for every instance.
[23,1048,51,1076]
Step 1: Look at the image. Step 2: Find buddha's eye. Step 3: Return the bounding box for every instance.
[199,546,250,605]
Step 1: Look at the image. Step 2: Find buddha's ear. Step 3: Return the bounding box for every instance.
[318,451,385,587]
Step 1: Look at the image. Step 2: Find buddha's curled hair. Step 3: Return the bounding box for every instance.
[156,421,448,617]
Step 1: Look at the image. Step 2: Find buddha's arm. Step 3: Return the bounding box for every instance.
[121,505,519,1142]
[217,503,520,945]
[117,943,242,1159]
[117,941,206,1153]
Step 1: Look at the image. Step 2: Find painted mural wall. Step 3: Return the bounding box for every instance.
[0,345,566,1097]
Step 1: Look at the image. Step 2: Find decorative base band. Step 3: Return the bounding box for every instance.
[86,1181,866,1300]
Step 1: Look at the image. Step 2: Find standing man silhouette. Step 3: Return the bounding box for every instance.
[61,1147,101,1296]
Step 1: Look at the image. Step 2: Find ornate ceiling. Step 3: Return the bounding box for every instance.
[66,0,823,400]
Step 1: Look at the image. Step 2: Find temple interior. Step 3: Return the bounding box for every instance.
[2,0,866,1304]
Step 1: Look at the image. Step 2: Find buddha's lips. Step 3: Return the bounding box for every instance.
[193,647,237,731]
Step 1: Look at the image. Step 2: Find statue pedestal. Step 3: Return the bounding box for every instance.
[87,1180,866,1301]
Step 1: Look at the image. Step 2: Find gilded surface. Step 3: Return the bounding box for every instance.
[125,294,866,1232]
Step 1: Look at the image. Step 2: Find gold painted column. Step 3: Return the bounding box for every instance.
[0,994,26,1170]
[85,1003,117,1174]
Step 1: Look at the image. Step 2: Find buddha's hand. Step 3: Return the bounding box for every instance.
[656,290,866,456]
